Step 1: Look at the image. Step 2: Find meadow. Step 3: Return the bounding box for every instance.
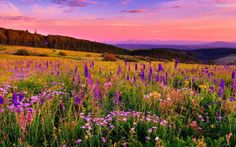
[0,46,235,146]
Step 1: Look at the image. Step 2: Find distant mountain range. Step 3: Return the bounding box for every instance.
[116,41,236,50]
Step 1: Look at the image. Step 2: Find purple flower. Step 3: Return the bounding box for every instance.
[158,64,164,72]
[0,95,4,104]
[133,76,136,83]
[84,64,89,78]
[139,70,145,82]
[12,92,18,106]
[57,71,60,77]
[126,75,130,81]
[75,96,81,105]
[87,75,93,86]
[102,137,106,143]
[155,75,159,82]
[94,82,101,100]
[75,139,82,144]
[218,79,225,97]
[114,91,120,105]
[143,64,146,70]
[75,92,84,105]
[135,63,138,71]
[175,59,179,69]
[148,67,153,81]
[19,92,24,101]
[117,65,122,75]
[220,79,225,89]
[229,97,235,102]
[210,86,215,92]
[74,66,78,74]
[232,71,236,80]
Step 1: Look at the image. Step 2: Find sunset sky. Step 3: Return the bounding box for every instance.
[0,0,236,43]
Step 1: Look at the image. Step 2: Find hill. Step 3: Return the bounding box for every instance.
[0,27,127,54]
[1,27,236,65]
[116,41,236,50]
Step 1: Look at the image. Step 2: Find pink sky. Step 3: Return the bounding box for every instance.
[0,0,236,43]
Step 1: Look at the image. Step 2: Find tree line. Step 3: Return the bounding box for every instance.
[0,28,128,54]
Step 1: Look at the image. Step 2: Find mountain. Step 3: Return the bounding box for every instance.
[0,27,127,54]
[129,48,236,64]
[116,41,236,50]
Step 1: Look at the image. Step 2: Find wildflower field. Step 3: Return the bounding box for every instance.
[0,46,235,146]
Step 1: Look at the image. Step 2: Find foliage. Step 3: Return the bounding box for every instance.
[58,51,67,56]
[102,53,117,61]
[14,49,32,56]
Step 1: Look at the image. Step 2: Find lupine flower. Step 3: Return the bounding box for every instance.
[158,64,164,72]
[74,66,78,74]
[133,76,136,83]
[117,65,122,75]
[218,79,225,97]
[94,82,101,100]
[232,71,235,80]
[148,67,153,81]
[114,91,120,105]
[19,92,24,101]
[75,96,82,105]
[87,76,93,87]
[57,71,60,77]
[126,75,130,81]
[175,58,179,69]
[139,70,145,82]
[12,92,18,106]
[0,95,4,104]
[155,75,159,82]
[135,63,138,71]
[143,64,146,70]
[84,64,89,78]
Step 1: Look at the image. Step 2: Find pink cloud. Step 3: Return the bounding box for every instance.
[0,15,34,21]
[121,9,145,13]
[53,0,96,7]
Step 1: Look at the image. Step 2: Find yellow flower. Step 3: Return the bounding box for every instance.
[197,138,206,147]
[185,81,189,87]
[199,84,208,90]
[189,91,194,95]
[152,91,161,99]
[224,100,236,114]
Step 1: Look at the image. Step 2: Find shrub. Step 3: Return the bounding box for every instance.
[102,53,117,61]
[14,49,32,56]
[35,53,49,57]
[58,51,67,56]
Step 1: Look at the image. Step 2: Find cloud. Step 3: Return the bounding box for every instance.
[121,9,145,13]
[0,15,34,21]
[53,0,96,7]
[120,0,131,5]
[0,0,21,16]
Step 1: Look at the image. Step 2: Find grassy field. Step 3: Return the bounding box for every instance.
[0,45,235,146]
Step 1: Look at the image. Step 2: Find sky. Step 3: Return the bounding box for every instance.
[0,0,236,44]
